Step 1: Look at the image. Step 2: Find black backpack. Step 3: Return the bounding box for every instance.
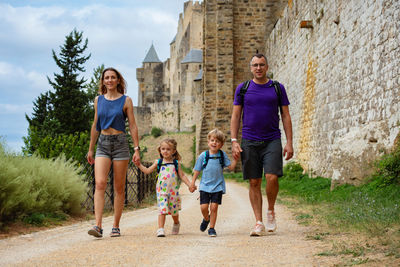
[157,158,179,174]
[239,80,283,114]
[202,150,225,169]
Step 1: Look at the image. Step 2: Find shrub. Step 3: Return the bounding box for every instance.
[151,127,163,138]
[23,131,90,163]
[0,143,87,224]
[372,143,400,186]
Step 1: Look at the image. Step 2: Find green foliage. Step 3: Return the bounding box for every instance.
[371,143,400,186]
[151,127,163,138]
[0,143,87,224]
[23,130,90,163]
[48,29,91,135]
[24,29,92,158]
[278,162,400,233]
[86,64,105,115]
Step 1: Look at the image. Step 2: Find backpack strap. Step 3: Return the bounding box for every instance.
[238,80,251,106]
[173,159,180,179]
[203,150,225,169]
[156,158,163,173]
[272,80,283,114]
[239,79,283,114]
[218,150,225,168]
[202,150,210,168]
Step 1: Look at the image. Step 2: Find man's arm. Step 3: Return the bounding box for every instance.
[281,105,294,160]
[230,105,243,160]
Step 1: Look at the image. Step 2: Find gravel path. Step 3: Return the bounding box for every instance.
[0,181,327,266]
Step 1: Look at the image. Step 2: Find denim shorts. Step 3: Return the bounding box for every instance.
[200,191,223,205]
[241,138,283,179]
[96,133,130,161]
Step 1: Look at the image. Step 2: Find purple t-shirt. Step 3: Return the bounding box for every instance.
[233,80,290,141]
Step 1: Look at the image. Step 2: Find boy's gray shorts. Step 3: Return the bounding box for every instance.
[241,138,283,179]
[96,133,130,161]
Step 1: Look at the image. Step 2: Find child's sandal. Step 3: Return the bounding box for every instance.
[110,227,121,237]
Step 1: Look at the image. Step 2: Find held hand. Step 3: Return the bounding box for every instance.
[87,151,95,165]
[283,143,294,160]
[231,142,242,160]
[134,159,141,167]
[132,150,140,165]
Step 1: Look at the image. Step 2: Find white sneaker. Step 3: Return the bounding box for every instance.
[156,228,165,237]
[250,221,266,236]
[266,210,277,232]
[172,223,180,235]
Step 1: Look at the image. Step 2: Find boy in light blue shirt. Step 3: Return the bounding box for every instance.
[191,129,237,237]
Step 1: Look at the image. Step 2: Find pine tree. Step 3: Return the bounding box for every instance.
[47,29,91,135]
[86,64,105,116]
[24,29,92,158]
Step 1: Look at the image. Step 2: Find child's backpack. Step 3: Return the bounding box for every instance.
[157,158,179,174]
[239,80,283,114]
[202,150,225,169]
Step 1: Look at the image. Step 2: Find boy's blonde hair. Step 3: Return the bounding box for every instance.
[158,138,182,160]
[207,128,226,145]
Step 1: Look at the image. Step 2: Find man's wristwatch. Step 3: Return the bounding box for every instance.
[231,138,238,143]
[134,146,140,151]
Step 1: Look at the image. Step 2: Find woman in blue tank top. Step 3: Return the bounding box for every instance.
[86,67,140,238]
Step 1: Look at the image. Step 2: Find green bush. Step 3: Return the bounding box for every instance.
[151,127,163,138]
[23,130,90,163]
[371,143,400,186]
[0,143,87,224]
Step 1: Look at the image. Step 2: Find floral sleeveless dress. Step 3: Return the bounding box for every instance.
[156,162,181,215]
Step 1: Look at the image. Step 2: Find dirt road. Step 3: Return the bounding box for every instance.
[0,182,327,266]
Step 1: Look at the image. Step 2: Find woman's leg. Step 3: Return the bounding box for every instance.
[94,157,112,228]
[112,159,129,228]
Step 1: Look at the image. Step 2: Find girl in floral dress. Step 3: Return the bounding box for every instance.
[136,138,196,237]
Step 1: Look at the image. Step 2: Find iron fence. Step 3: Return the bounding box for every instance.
[81,161,156,212]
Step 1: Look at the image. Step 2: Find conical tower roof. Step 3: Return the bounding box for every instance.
[143,44,161,63]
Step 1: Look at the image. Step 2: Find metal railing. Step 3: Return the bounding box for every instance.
[81,161,156,211]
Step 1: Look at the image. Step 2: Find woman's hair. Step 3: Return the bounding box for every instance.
[158,138,181,161]
[207,128,226,145]
[98,67,127,95]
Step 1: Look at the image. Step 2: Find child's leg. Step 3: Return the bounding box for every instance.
[200,203,210,221]
[209,202,219,228]
[172,214,179,224]
[158,214,166,229]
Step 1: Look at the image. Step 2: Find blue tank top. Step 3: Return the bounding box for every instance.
[96,95,127,132]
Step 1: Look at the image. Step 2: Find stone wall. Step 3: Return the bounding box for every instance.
[199,0,285,154]
[265,0,400,184]
[134,106,152,137]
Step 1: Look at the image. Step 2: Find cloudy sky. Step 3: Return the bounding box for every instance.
[0,0,192,153]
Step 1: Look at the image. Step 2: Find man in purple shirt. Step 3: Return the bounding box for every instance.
[230,53,293,236]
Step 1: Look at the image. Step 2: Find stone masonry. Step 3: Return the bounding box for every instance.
[265,0,400,184]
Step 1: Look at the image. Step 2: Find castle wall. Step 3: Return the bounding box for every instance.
[199,0,285,154]
[134,106,152,137]
[265,0,400,184]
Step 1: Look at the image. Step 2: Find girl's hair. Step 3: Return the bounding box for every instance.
[158,138,181,161]
[98,67,127,95]
[207,128,226,145]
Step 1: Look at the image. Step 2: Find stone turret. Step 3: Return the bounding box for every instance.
[136,44,167,106]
